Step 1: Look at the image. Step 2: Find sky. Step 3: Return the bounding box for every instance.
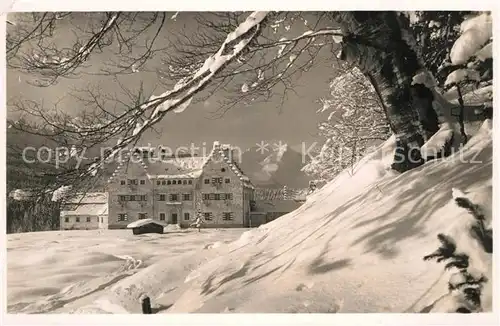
[6,12,338,152]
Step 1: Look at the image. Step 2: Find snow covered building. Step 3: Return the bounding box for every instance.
[60,192,108,230]
[106,141,255,229]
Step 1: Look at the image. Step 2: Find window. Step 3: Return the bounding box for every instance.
[222,212,234,221]
[169,194,179,201]
[203,212,213,220]
[121,180,126,185]
[178,180,182,184]
[162,180,167,185]
[172,180,177,185]
[159,213,166,221]
[184,212,190,221]
[225,193,233,200]
[119,195,127,201]
[204,178,210,184]
[212,177,223,184]
[214,193,221,200]
[156,180,161,186]
[159,194,166,201]
[209,193,216,200]
[225,178,230,184]
[87,217,91,222]
[167,180,171,185]
[138,213,147,220]
[139,195,147,201]
[221,168,226,172]
[128,179,138,185]
[202,193,210,200]
[140,179,146,185]
[129,195,136,201]
[142,151,149,158]
[182,193,192,201]
[118,213,127,221]
[188,180,193,185]
[76,217,80,222]
[64,217,69,223]
[183,180,187,185]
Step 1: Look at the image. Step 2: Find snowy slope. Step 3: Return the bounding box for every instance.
[7,122,492,314]
[6,229,245,313]
[162,121,490,313]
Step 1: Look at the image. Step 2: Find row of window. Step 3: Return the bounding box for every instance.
[64,216,104,223]
[121,179,195,186]
[202,212,234,221]
[204,177,230,184]
[121,179,147,185]
[118,193,232,202]
[158,193,192,201]
[118,194,148,201]
[156,179,193,186]
[120,176,233,187]
[117,212,191,221]
[116,212,235,222]
[202,193,233,200]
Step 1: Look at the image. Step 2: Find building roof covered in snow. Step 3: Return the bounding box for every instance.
[61,192,108,217]
[107,141,254,189]
[65,192,108,204]
[61,203,108,217]
[143,156,208,179]
[126,218,167,228]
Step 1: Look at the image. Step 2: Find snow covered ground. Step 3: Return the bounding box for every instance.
[7,121,492,314]
[7,228,246,313]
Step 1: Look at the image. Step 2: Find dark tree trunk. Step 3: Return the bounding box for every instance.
[333,12,442,173]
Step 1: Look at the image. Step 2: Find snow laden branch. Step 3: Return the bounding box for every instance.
[84,11,270,177]
[14,13,120,86]
[8,12,171,86]
[162,13,342,116]
[260,28,343,50]
[303,67,390,183]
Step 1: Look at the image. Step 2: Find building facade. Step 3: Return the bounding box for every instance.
[60,192,108,230]
[106,141,255,229]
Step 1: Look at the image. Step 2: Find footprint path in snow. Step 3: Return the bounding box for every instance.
[10,254,144,314]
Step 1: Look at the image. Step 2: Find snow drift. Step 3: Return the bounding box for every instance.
[7,121,493,314]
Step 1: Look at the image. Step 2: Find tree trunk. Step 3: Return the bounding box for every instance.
[333,12,441,173]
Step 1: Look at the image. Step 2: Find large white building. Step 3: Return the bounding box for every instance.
[105,141,255,229]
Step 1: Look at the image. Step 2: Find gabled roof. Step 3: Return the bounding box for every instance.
[126,218,167,228]
[108,141,255,189]
[143,156,207,179]
[61,202,108,216]
[66,192,108,204]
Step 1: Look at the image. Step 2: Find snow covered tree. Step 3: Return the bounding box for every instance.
[423,188,492,313]
[409,11,472,84]
[303,66,390,182]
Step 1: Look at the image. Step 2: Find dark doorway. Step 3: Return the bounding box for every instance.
[171,213,178,224]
